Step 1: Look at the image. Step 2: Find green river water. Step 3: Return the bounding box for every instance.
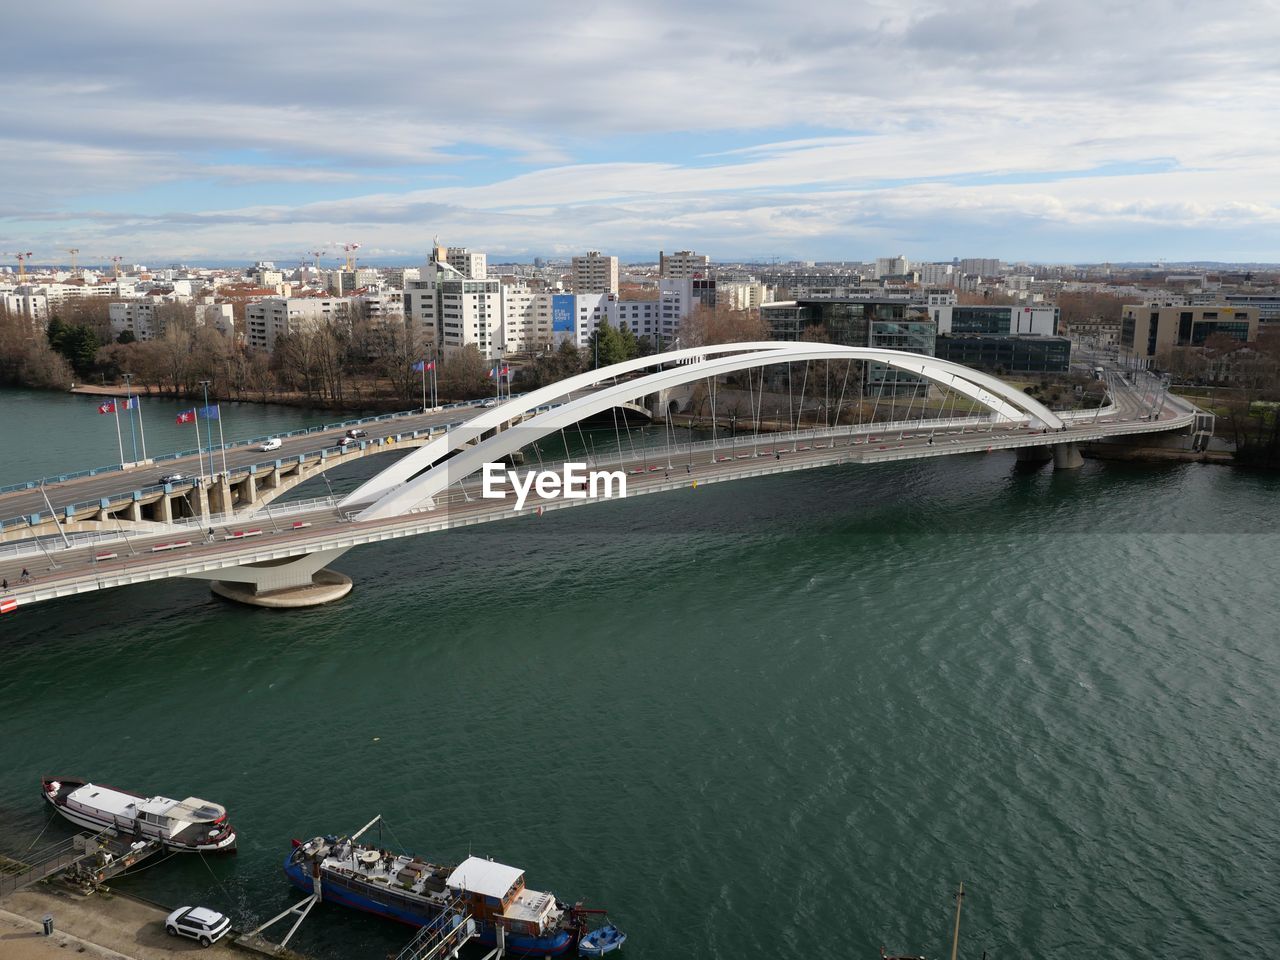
[0,386,1277,958]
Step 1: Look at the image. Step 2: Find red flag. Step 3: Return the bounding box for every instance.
[98,400,117,414]
[176,410,195,424]
[425,360,436,371]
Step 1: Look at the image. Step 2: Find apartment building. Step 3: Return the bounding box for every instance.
[572,251,619,295]
[245,297,352,352]
[659,250,710,279]
[109,300,235,341]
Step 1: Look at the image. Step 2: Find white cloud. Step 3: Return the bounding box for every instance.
[1,0,1278,260]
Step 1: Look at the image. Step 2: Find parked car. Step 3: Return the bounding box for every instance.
[260,437,282,451]
[158,473,185,485]
[164,906,231,947]
[346,428,368,439]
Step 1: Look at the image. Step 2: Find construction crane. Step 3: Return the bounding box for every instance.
[343,242,361,272]
[67,248,80,273]
[310,248,326,279]
[109,256,123,280]
[4,251,34,282]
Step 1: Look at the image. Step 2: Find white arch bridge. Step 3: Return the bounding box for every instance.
[0,344,1196,611]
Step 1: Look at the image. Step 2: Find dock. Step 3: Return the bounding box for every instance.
[0,830,162,898]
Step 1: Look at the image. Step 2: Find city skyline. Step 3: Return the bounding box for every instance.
[3,0,1278,264]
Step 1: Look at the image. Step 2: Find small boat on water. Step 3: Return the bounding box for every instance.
[41,776,236,854]
[579,922,627,956]
[285,816,620,958]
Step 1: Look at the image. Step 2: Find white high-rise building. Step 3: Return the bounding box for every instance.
[446,247,487,280]
[919,263,955,286]
[874,255,910,279]
[572,251,619,295]
[245,297,351,352]
[500,284,553,354]
[715,280,771,311]
[958,258,1001,277]
[659,250,710,279]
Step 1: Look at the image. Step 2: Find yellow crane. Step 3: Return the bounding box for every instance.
[67,248,80,273]
[343,241,361,272]
[110,256,123,280]
[5,251,34,282]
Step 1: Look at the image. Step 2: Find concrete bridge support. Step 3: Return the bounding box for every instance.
[1016,443,1084,469]
[185,547,352,608]
[1053,442,1084,470]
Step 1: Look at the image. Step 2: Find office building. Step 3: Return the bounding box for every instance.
[1120,303,1260,358]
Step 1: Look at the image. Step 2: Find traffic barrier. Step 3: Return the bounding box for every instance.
[95,552,118,561]
[150,541,192,552]
[1,596,17,614]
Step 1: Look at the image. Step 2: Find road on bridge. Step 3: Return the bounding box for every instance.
[0,371,1192,611]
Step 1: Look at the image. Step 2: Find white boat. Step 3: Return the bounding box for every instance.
[42,776,236,853]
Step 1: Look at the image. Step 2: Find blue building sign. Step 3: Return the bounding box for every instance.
[552,294,575,335]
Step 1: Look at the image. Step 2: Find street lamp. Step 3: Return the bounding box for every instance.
[730,415,737,460]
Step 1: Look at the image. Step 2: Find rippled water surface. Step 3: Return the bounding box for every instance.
[1,387,1278,958]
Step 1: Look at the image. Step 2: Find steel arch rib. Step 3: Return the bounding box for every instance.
[341,341,800,507]
[354,345,1062,521]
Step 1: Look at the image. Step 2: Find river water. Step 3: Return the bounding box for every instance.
[0,386,1277,958]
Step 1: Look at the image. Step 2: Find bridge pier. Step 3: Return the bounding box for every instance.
[1053,442,1084,470]
[1016,442,1083,469]
[185,547,353,608]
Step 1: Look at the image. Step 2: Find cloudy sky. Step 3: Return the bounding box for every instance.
[3,0,1278,266]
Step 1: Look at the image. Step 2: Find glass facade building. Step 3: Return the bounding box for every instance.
[760,299,935,395]
[934,336,1072,373]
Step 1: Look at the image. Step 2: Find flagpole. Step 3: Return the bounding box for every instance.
[135,393,148,462]
[193,412,205,480]
[217,409,228,476]
[420,362,427,413]
[431,363,437,410]
[111,400,125,467]
[198,380,214,479]
[122,372,146,463]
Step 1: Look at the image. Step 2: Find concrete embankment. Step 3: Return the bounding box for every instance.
[1081,443,1235,464]
[0,887,242,959]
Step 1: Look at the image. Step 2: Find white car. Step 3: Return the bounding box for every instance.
[165,906,231,947]
[481,398,498,408]
[260,437,282,451]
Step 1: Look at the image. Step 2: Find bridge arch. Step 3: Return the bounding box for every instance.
[354,345,1063,521]
[342,341,813,507]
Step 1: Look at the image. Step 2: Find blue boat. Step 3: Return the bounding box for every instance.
[579,922,627,956]
[284,823,591,957]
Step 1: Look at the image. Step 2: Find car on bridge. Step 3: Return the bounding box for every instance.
[261,437,282,451]
[482,398,498,408]
[346,428,368,439]
[158,472,185,485]
[164,905,230,947]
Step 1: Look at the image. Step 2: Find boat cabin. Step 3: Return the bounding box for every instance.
[446,856,556,937]
[67,785,225,839]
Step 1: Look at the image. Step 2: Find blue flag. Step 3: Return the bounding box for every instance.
[198,405,220,420]
[411,360,425,372]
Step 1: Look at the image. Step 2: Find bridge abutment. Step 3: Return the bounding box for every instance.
[185,547,353,608]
